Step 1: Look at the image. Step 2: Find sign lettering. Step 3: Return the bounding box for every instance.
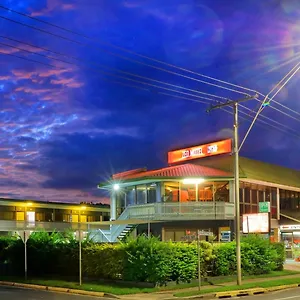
[168,139,232,164]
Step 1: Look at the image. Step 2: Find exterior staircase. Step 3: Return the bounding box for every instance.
[117,224,137,242]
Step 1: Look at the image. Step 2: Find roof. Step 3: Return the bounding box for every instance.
[0,198,110,211]
[196,155,300,189]
[111,163,232,181]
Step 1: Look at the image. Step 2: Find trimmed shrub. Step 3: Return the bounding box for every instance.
[83,243,124,280]
[0,233,285,284]
[122,236,173,285]
[271,242,285,271]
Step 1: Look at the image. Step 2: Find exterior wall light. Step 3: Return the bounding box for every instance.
[182,178,205,184]
[113,184,120,191]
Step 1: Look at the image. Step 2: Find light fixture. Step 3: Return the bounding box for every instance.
[81,206,86,210]
[113,184,120,191]
[26,202,33,206]
[182,178,205,185]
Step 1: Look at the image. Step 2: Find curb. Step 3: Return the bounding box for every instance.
[0,281,118,298]
[176,283,300,299]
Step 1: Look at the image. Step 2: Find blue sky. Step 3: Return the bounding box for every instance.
[0,0,299,203]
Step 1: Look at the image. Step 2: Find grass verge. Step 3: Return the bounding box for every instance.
[174,277,300,298]
[0,270,299,296]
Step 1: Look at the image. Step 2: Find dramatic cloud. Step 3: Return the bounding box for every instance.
[0,0,299,204]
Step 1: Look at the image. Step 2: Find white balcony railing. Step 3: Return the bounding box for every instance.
[125,201,235,220]
[0,220,108,232]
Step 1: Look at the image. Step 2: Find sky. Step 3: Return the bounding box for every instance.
[0,0,299,203]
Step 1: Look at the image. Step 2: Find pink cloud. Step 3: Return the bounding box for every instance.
[51,77,84,88]
[30,0,76,17]
[12,69,34,79]
[15,86,52,94]
[0,75,11,80]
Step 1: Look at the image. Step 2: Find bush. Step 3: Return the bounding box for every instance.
[271,242,285,271]
[0,233,285,284]
[213,235,284,276]
[122,236,173,285]
[83,243,124,280]
[212,242,236,276]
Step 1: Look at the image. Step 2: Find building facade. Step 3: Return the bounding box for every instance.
[98,139,300,254]
[0,198,110,233]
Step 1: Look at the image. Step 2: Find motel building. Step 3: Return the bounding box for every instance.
[0,198,110,236]
[98,138,300,257]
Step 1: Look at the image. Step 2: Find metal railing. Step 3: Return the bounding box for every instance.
[0,220,108,232]
[110,207,131,242]
[126,202,235,220]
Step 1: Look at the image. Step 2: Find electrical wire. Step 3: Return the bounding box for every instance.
[0,35,229,102]
[1,42,299,139]
[1,49,299,143]
[0,5,267,94]
[0,14,253,97]
[0,11,299,120]
[2,34,300,130]
[239,62,300,151]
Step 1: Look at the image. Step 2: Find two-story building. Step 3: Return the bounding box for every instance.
[98,138,300,254]
[0,198,110,235]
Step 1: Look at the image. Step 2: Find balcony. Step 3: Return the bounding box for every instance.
[0,220,108,232]
[123,201,235,221]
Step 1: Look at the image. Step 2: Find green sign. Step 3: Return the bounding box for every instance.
[259,202,270,213]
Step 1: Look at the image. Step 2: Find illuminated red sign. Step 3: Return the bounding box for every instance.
[168,139,232,164]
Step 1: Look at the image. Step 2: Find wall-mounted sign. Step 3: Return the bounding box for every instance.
[280,225,300,231]
[259,202,270,213]
[168,139,232,164]
[242,213,269,234]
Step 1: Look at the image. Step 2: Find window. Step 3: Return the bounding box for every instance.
[16,212,25,221]
[245,205,251,214]
[147,183,157,203]
[87,215,95,222]
[251,188,258,205]
[26,211,35,222]
[126,187,136,206]
[80,215,87,222]
[164,182,180,202]
[136,185,147,204]
[36,212,45,221]
[244,188,250,204]
[199,186,213,201]
[215,182,229,202]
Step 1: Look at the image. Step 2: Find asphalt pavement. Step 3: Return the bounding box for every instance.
[0,286,113,300]
[234,288,300,300]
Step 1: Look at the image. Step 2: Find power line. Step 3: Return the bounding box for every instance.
[239,62,300,151]
[0,5,268,95]
[0,35,229,102]
[2,35,300,130]
[1,42,299,139]
[2,50,300,142]
[0,11,299,120]
[0,14,252,97]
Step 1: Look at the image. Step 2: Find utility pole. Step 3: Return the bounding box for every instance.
[207,94,258,286]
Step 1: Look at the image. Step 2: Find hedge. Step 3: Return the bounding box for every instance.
[0,233,285,285]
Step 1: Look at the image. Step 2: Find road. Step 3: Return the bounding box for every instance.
[235,288,300,300]
[0,286,113,300]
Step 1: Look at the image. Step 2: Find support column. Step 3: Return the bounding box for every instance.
[273,228,280,242]
[276,188,280,220]
[229,181,234,204]
[156,183,162,203]
[110,192,117,221]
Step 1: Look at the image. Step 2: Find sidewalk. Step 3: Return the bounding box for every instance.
[120,266,300,300]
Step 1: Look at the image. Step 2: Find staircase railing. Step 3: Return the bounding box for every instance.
[110,207,132,242]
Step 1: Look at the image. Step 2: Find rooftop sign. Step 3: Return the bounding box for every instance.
[168,139,232,164]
